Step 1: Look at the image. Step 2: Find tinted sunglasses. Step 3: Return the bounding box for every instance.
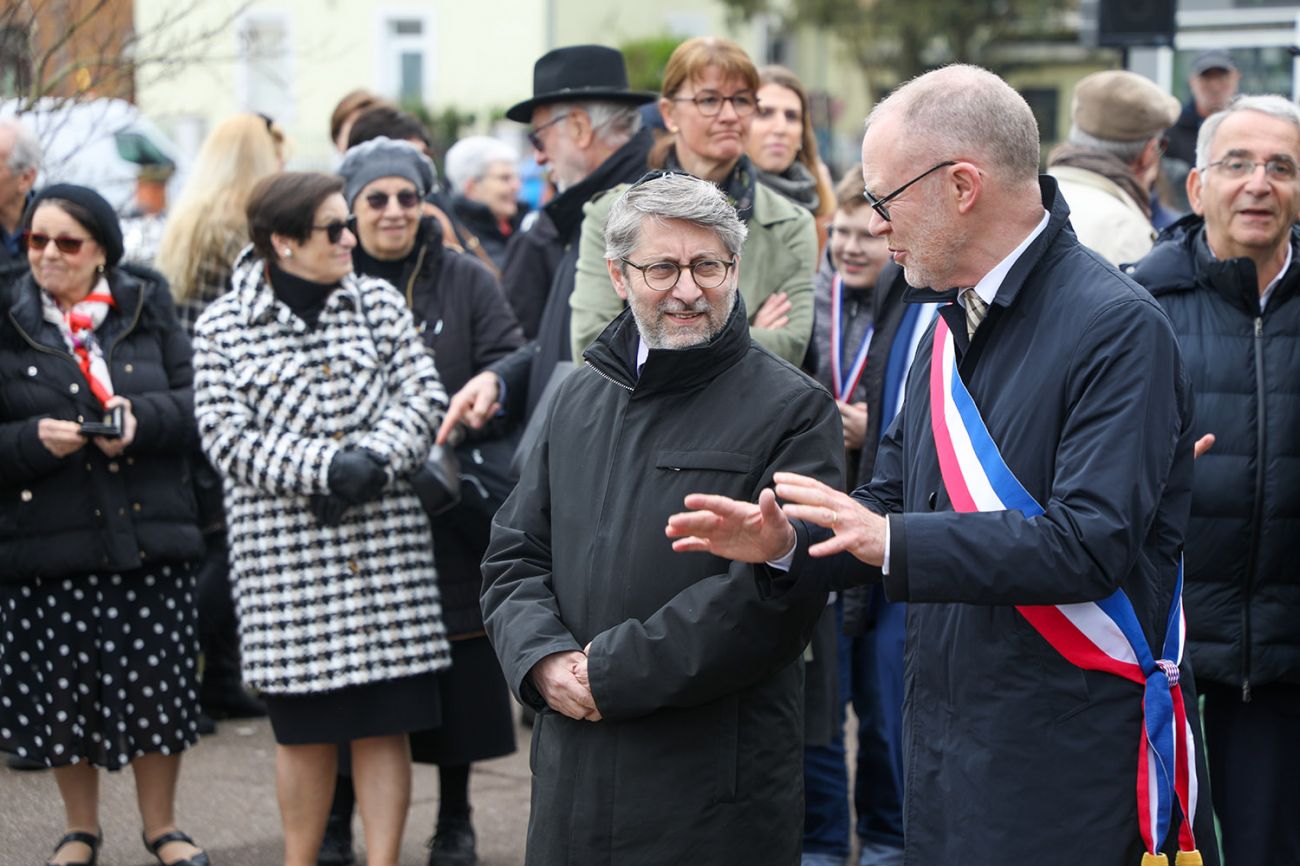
[24,232,90,254]
[312,220,352,244]
[364,190,421,210]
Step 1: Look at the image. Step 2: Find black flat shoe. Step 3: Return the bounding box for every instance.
[427,816,477,866]
[45,829,101,866]
[142,829,211,866]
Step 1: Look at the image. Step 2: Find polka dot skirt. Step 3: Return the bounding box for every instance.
[0,562,201,771]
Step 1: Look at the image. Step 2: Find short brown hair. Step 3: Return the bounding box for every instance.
[661,37,759,99]
[246,172,345,262]
[834,168,868,213]
[329,89,389,144]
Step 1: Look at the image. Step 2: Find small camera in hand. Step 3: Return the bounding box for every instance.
[79,404,124,439]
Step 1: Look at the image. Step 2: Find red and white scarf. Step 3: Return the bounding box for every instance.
[42,277,116,406]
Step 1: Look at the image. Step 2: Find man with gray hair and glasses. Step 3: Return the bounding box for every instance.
[668,64,1220,863]
[0,118,40,267]
[481,171,842,865]
[1127,93,1300,866]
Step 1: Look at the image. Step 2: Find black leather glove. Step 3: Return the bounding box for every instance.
[327,449,388,505]
[309,493,350,526]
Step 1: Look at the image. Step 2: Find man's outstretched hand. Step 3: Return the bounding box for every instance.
[665,487,796,563]
[772,472,887,565]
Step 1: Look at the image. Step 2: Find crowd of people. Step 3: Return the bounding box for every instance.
[0,31,1296,866]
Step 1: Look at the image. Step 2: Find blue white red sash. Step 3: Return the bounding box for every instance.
[829,274,873,402]
[927,314,1201,865]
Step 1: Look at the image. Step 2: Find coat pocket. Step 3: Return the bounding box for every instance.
[655,450,753,474]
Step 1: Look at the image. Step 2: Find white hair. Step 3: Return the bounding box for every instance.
[549,100,642,146]
[444,136,519,193]
[1,119,41,173]
[1196,94,1300,169]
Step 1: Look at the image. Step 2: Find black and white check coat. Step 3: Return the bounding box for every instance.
[192,251,450,694]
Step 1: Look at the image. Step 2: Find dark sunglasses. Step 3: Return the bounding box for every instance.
[24,232,90,254]
[312,220,352,244]
[364,190,422,210]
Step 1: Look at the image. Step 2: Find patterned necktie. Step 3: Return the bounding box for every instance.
[961,287,988,340]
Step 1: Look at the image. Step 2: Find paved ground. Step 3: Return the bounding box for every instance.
[0,715,532,866]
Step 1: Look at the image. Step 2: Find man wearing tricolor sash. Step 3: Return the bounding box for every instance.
[669,65,1219,865]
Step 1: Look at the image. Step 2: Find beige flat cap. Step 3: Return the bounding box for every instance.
[1071,70,1181,143]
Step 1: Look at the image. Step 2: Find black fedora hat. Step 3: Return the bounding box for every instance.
[506,44,658,123]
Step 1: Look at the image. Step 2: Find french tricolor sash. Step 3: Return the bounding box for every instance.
[927,314,1202,866]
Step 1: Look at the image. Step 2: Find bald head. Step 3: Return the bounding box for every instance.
[866,65,1040,186]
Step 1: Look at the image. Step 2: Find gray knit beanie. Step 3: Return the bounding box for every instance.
[337,136,437,207]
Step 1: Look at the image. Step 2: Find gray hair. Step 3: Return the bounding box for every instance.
[444,136,519,193]
[1196,94,1300,169]
[604,173,748,266]
[866,64,1040,184]
[550,100,642,146]
[1,119,41,174]
[1066,125,1153,164]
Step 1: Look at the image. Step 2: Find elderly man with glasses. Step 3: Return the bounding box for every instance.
[1126,94,1300,866]
[481,171,842,866]
[668,65,1221,864]
[434,45,655,450]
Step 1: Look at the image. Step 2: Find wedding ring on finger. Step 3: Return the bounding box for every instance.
[829,509,839,527]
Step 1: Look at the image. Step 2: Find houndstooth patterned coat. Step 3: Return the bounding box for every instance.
[192,251,450,694]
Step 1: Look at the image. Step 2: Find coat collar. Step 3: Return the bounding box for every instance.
[8,266,146,352]
[229,248,362,330]
[900,175,1072,310]
[583,292,752,395]
[545,128,655,242]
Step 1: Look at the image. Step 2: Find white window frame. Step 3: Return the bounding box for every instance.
[374,9,436,105]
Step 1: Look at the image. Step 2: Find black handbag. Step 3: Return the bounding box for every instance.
[410,442,462,517]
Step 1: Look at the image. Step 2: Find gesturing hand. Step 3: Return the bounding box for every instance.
[665,487,796,563]
[530,650,600,721]
[436,371,501,445]
[772,472,887,565]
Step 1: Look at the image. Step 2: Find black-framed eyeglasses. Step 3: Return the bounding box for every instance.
[23,232,91,254]
[364,189,422,210]
[312,220,352,244]
[1204,156,1299,181]
[621,257,736,291]
[671,89,758,117]
[862,160,957,222]
[527,112,571,151]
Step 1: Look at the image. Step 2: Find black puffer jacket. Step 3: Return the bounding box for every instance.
[1127,215,1300,691]
[0,263,203,581]
[356,218,524,638]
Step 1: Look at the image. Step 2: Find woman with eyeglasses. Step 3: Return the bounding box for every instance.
[568,36,817,366]
[747,66,836,253]
[0,184,210,866]
[321,137,522,866]
[191,171,451,866]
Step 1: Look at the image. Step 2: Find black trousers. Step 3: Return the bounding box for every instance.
[1201,680,1300,866]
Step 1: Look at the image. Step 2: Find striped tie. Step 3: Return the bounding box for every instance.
[961,288,987,340]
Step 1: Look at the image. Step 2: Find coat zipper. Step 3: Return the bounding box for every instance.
[587,363,633,392]
[105,285,147,365]
[1242,315,1266,703]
